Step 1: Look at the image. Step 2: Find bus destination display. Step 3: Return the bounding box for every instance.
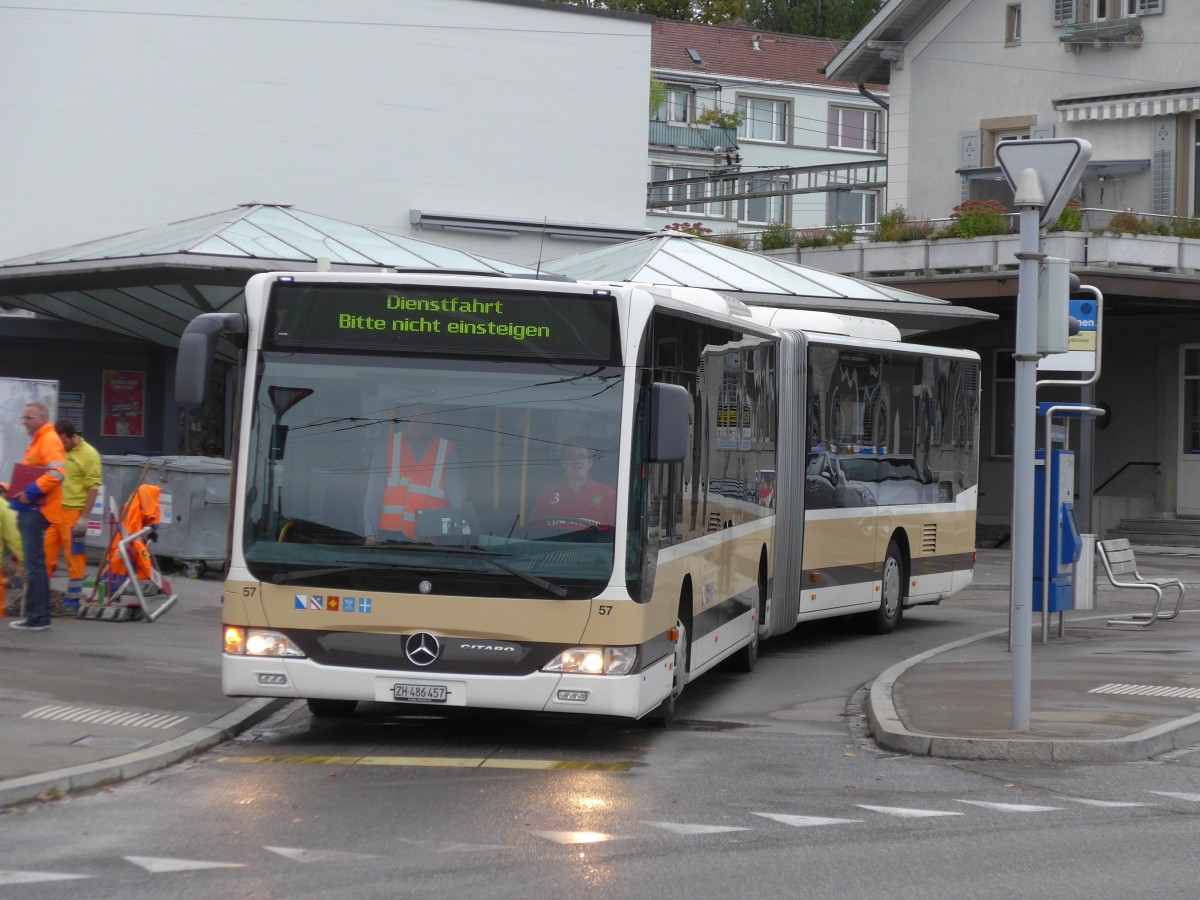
[265,282,618,360]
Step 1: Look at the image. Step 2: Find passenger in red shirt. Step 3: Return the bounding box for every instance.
[531,440,616,530]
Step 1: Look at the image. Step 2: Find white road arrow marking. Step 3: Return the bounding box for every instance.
[856,805,965,818]
[1064,798,1147,808]
[955,800,1062,812]
[530,831,616,844]
[1148,791,1200,803]
[643,822,752,835]
[265,847,379,862]
[0,871,90,885]
[752,813,861,828]
[124,856,247,873]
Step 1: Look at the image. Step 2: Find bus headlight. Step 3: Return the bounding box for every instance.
[543,646,636,676]
[224,626,306,658]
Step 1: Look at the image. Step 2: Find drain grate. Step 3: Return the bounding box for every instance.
[1090,683,1200,701]
[23,705,189,729]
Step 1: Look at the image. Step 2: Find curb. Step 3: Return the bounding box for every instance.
[0,698,287,809]
[868,628,1200,762]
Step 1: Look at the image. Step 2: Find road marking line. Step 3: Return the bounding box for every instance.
[855,805,964,818]
[219,755,632,772]
[265,847,379,862]
[752,813,861,828]
[1064,798,1147,808]
[531,831,617,844]
[1148,791,1200,802]
[22,705,188,729]
[124,857,246,873]
[955,800,1063,812]
[643,822,752,835]
[0,871,90,885]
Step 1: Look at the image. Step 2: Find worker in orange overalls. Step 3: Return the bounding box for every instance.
[362,403,464,543]
[9,402,66,631]
[0,482,24,617]
[102,483,163,594]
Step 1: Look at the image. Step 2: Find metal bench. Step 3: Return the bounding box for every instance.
[1095,538,1186,628]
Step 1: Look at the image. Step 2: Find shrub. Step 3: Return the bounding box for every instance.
[1049,199,1083,232]
[759,221,796,251]
[1171,216,1200,239]
[876,207,936,242]
[1104,210,1166,235]
[695,106,746,129]
[795,228,832,249]
[707,230,749,249]
[948,199,1010,238]
[828,222,858,247]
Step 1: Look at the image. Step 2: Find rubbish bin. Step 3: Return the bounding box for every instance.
[1074,533,1097,610]
[87,455,231,576]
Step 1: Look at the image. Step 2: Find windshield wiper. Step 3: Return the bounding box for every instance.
[270,561,398,584]
[402,545,570,599]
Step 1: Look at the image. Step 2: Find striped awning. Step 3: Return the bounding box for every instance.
[1057,89,1200,123]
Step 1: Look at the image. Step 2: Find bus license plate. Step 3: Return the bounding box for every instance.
[393,683,448,703]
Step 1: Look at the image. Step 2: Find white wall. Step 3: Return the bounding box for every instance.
[891,0,1198,221]
[0,0,651,265]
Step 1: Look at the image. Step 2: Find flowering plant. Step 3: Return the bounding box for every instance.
[663,222,713,237]
[948,199,1009,238]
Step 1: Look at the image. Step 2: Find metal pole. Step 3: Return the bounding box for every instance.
[1012,199,1043,732]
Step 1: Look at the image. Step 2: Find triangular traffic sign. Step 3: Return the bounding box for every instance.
[996,138,1093,228]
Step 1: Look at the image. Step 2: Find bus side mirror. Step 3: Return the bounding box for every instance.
[649,382,689,463]
[176,313,246,407]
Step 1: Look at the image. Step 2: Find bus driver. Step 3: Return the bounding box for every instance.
[531,439,616,530]
[363,404,465,544]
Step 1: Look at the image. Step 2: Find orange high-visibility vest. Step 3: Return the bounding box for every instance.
[378,432,451,537]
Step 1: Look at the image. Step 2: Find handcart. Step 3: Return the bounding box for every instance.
[81,482,178,622]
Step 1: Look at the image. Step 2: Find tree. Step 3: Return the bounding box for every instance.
[547,0,742,23]
[743,0,883,39]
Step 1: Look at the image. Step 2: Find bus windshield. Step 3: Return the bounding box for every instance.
[242,351,623,598]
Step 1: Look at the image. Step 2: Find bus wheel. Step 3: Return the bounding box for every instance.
[727,557,766,673]
[645,618,687,728]
[865,540,905,635]
[306,698,358,718]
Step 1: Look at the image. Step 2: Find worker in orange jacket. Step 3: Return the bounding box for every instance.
[9,402,66,631]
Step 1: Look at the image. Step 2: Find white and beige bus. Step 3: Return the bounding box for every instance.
[176,272,979,723]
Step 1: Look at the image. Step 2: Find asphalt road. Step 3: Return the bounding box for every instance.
[4,595,1199,899]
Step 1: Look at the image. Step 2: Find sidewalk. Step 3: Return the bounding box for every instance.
[870,546,1200,761]
[0,571,280,808]
[3,548,1200,809]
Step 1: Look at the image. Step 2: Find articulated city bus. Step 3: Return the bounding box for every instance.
[176,272,979,722]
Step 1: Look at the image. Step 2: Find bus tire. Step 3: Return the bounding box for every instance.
[644,617,687,728]
[306,698,358,718]
[865,540,905,635]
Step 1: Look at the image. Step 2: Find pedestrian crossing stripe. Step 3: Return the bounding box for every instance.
[643,822,752,835]
[220,754,632,772]
[752,813,861,828]
[1147,791,1200,802]
[955,800,1063,812]
[124,857,246,873]
[0,871,91,885]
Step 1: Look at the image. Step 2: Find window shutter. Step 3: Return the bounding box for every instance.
[1053,0,1076,26]
[1030,124,1055,140]
[1151,118,1176,217]
[1133,0,1163,15]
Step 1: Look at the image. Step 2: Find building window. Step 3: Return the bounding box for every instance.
[829,190,878,227]
[738,174,786,224]
[828,106,880,152]
[737,97,789,143]
[650,165,725,217]
[991,349,1015,458]
[1006,4,1022,44]
[653,87,693,124]
[1057,0,1162,24]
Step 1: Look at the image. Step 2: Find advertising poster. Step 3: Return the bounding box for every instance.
[102,370,145,437]
[58,391,85,431]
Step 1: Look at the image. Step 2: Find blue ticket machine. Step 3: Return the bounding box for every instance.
[1033,448,1082,611]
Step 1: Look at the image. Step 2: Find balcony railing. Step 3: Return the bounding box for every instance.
[649,121,737,152]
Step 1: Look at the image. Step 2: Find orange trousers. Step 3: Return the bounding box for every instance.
[46,508,87,602]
